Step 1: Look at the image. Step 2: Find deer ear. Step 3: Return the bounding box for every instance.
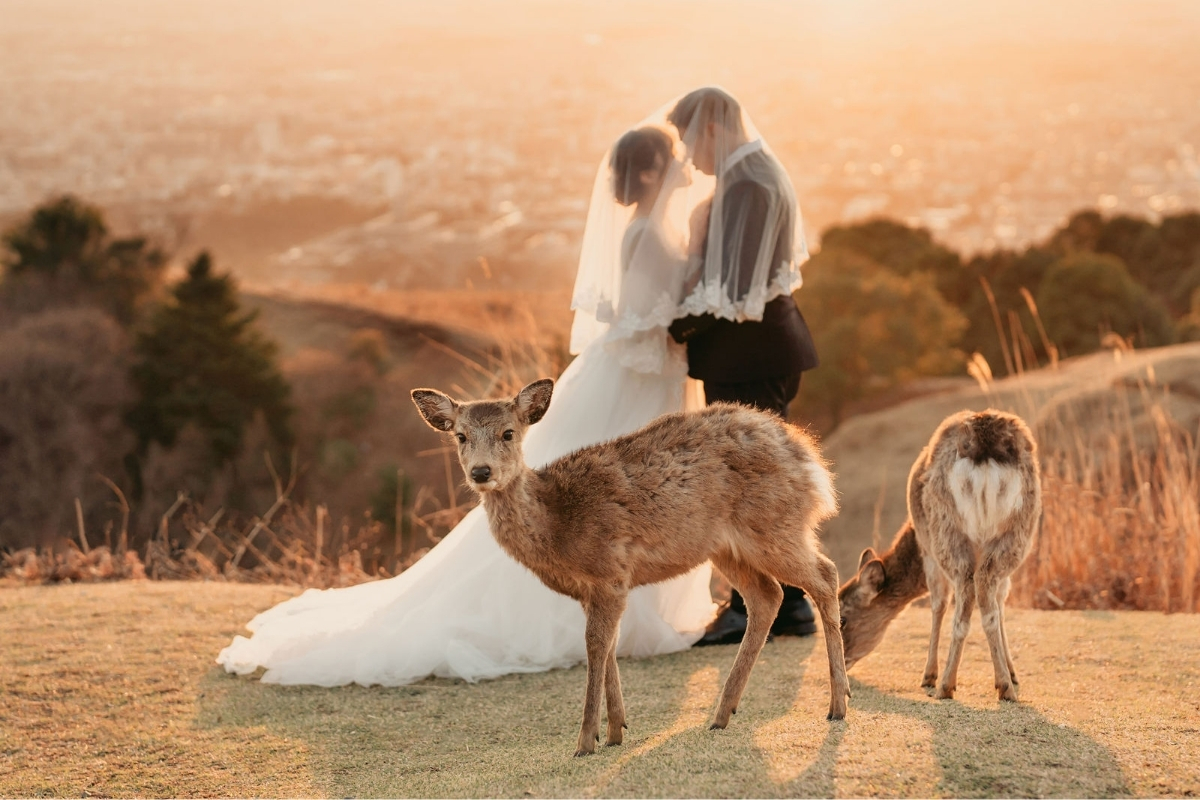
[858,547,879,571]
[411,388,459,432]
[515,379,554,425]
[860,559,886,599]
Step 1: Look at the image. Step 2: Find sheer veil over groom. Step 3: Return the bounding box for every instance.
[665,87,821,645]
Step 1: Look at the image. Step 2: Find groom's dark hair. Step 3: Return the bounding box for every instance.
[610,126,673,206]
[667,87,745,136]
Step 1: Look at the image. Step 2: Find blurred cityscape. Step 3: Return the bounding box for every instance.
[3,0,1199,293]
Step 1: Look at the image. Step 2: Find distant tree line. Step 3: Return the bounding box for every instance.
[797,210,1200,426]
[4,194,1200,551]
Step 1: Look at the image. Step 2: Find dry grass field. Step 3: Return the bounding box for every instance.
[2,581,1197,798]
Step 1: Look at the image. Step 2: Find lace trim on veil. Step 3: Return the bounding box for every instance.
[676,264,803,323]
[571,282,688,376]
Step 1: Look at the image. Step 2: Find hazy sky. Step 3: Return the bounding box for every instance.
[4,0,1199,287]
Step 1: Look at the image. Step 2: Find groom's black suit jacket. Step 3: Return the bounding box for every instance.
[668,149,819,384]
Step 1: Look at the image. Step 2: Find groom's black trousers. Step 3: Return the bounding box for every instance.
[702,374,801,418]
[703,373,809,613]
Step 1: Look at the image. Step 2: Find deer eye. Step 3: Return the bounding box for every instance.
[502,430,514,441]
[455,433,466,444]
[840,616,847,630]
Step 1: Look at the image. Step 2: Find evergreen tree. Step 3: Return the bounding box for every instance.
[2,195,107,275]
[1,195,166,325]
[126,252,293,493]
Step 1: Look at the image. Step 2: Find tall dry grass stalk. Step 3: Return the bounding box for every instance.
[975,282,1199,612]
[1011,388,1200,612]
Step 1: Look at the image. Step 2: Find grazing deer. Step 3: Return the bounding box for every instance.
[412,378,849,756]
[838,409,1040,702]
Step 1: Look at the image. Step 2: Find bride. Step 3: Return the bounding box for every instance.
[217,110,721,687]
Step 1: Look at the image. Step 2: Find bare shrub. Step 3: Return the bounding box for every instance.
[1,545,146,585]
[0,308,135,550]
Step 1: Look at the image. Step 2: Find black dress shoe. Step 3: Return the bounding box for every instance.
[695,604,748,646]
[771,594,817,637]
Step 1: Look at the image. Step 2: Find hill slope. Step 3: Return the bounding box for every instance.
[819,342,1200,578]
[237,291,513,533]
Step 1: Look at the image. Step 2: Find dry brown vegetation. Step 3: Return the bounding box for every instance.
[5,287,1199,618]
[0,308,136,550]
[1,289,564,587]
[1013,374,1200,611]
[1,456,468,589]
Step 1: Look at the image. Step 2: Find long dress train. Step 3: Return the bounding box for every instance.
[216,330,715,687]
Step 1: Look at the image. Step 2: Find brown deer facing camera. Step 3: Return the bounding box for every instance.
[412,379,849,756]
[838,409,1040,702]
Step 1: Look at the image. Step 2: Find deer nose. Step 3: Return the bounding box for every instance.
[470,465,492,484]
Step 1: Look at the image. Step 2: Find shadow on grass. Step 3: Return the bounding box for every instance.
[845,678,1130,798]
[194,636,826,798]
[193,637,1128,798]
[579,635,823,798]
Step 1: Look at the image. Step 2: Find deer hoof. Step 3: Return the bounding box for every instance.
[998,684,1019,702]
[575,730,599,757]
[708,722,727,731]
[935,686,955,700]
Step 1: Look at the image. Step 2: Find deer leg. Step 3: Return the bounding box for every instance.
[772,550,849,720]
[923,563,949,691]
[710,556,782,730]
[976,566,1018,702]
[603,633,626,746]
[575,594,625,757]
[936,576,975,700]
[998,577,1017,687]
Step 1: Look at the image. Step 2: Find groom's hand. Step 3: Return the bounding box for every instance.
[669,313,718,344]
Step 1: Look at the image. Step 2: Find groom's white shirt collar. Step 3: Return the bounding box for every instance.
[721,139,763,175]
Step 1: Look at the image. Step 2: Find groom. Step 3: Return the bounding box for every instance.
[667,87,821,646]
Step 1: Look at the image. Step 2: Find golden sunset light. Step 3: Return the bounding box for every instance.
[3,2,1199,797]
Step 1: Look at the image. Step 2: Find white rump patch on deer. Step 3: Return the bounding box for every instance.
[804,460,838,519]
[948,458,1024,543]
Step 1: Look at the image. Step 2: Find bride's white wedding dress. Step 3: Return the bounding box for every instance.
[217,217,715,687]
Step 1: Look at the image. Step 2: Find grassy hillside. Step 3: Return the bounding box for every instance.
[2,581,1197,798]
[236,290,560,542]
[819,342,1200,582]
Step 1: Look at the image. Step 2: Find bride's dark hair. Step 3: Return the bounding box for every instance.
[610,127,673,206]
